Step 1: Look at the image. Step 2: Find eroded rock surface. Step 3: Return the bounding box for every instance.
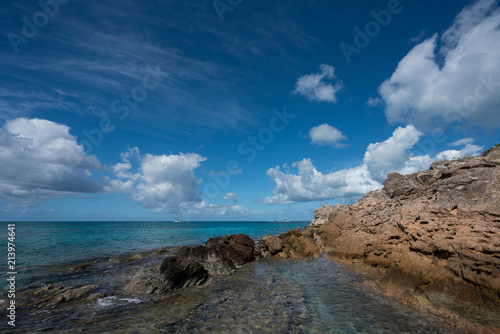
[125,234,256,295]
[257,227,321,259]
[316,147,500,310]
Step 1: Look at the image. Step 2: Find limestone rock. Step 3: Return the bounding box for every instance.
[317,147,500,310]
[310,204,344,226]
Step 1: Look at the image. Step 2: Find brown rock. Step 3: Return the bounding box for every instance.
[126,254,145,262]
[257,227,321,259]
[316,147,500,311]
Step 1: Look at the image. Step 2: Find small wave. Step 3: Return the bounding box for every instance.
[119,297,143,304]
[97,296,117,307]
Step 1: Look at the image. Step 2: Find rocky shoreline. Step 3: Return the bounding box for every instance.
[12,147,500,333]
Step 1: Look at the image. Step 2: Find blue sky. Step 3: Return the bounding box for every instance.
[0,0,499,221]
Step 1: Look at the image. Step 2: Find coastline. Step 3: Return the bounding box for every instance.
[3,226,498,333]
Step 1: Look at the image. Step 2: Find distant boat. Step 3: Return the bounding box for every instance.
[174,216,181,223]
[283,219,290,222]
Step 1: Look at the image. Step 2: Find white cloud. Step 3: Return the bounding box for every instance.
[223,192,239,203]
[377,0,500,130]
[363,125,422,183]
[309,124,348,147]
[113,149,207,213]
[449,137,475,146]
[265,125,483,205]
[293,64,343,103]
[0,118,103,205]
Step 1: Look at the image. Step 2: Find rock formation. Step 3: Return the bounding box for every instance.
[315,146,500,310]
[125,234,256,295]
[256,227,321,259]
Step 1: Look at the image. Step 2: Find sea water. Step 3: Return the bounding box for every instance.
[0,221,473,333]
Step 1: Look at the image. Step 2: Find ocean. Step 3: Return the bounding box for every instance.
[1,221,453,333]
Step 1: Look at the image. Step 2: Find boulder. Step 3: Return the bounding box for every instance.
[177,245,235,275]
[205,234,255,266]
[125,234,257,295]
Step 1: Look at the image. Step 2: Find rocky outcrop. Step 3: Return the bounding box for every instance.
[257,227,321,259]
[310,204,343,226]
[125,234,256,295]
[316,147,500,310]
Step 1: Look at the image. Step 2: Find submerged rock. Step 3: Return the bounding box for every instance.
[23,284,102,310]
[316,146,500,310]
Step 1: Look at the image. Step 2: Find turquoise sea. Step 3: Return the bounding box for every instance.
[0,221,489,333]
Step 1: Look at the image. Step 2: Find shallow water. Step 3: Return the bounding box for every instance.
[5,253,453,333]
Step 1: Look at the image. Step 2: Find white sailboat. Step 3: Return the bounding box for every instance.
[174,216,181,222]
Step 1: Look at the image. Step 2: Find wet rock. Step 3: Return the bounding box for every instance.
[126,254,145,262]
[316,146,500,310]
[24,284,100,310]
[72,263,92,271]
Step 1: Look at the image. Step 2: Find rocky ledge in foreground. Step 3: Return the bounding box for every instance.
[312,146,500,311]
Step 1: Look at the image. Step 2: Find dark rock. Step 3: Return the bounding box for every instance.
[177,245,235,275]
[159,257,210,290]
[205,234,255,266]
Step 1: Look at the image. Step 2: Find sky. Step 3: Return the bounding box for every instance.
[0,0,499,221]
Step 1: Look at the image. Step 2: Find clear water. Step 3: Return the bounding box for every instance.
[1,221,305,283]
[0,221,490,333]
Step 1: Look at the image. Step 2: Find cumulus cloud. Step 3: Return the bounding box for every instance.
[113,149,207,213]
[293,64,343,103]
[309,124,348,147]
[376,0,500,130]
[265,126,483,205]
[0,118,103,205]
[363,125,422,183]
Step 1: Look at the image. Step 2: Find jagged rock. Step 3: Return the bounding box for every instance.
[317,147,500,310]
[257,227,321,259]
[310,204,344,226]
[177,245,235,275]
[204,234,255,266]
[125,234,256,295]
[159,257,210,289]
